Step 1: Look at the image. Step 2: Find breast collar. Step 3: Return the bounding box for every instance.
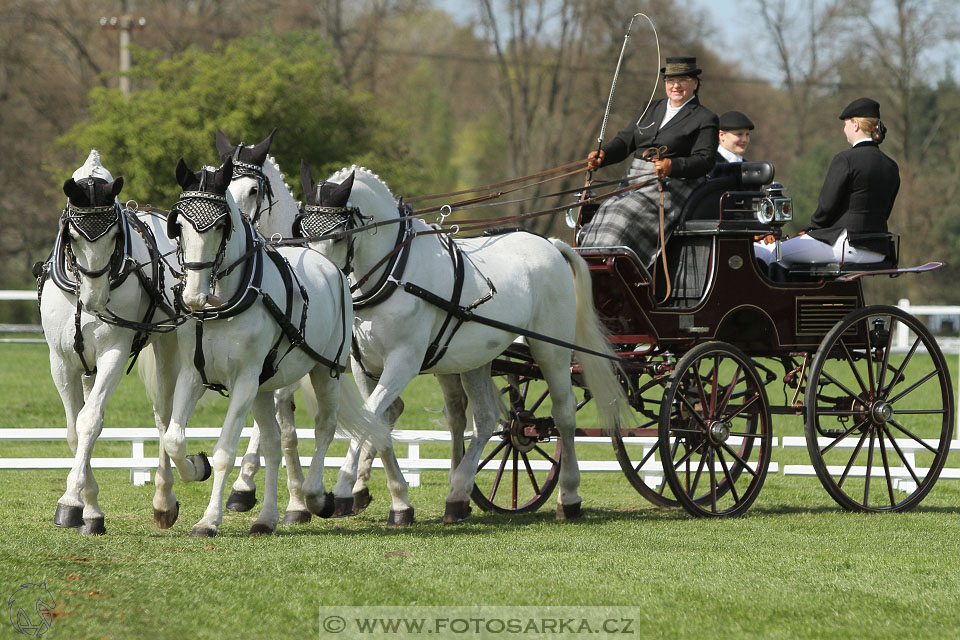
[179,215,264,321]
[350,203,414,310]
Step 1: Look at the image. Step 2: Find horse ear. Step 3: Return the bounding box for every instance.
[213,158,233,193]
[215,128,234,161]
[331,171,355,207]
[109,177,124,198]
[300,160,315,204]
[176,158,196,189]
[62,178,78,199]
[249,127,277,165]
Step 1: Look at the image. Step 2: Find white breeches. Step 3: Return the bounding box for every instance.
[754,230,885,266]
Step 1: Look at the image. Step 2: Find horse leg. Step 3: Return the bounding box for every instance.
[530,342,582,520]
[444,366,499,523]
[226,424,260,513]
[140,338,182,529]
[436,374,472,522]
[50,356,85,529]
[190,374,260,537]
[163,365,212,484]
[58,351,127,535]
[302,372,340,518]
[275,384,312,525]
[248,391,285,535]
[331,359,377,515]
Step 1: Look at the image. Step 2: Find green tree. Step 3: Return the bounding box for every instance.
[58,30,427,207]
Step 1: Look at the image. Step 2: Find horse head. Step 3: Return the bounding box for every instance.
[217,127,277,231]
[295,161,362,268]
[169,157,235,311]
[61,172,124,312]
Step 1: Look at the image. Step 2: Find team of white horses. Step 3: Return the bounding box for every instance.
[39,134,630,536]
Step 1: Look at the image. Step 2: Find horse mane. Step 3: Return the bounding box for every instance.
[73,149,114,182]
[263,155,295,200]
[329,165,395,202]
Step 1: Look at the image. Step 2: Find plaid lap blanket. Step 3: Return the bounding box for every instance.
[578,159,702,269]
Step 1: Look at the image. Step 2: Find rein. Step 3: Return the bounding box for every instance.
[641,145,672,302]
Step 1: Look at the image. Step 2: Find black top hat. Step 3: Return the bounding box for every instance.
[719,111,754,131]
[661,56,702,77]
[839,97,880,120]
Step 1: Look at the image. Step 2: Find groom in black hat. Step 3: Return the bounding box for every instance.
[579,56,718,269]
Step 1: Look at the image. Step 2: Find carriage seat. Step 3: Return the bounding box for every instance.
[676,161,776,232]
[768,232,900,281]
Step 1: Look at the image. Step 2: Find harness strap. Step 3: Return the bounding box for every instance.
[194,321,228,395]
[73,296,96,377]
[399,280,621,363]
[420,235,467,371]
[352,204,413,309]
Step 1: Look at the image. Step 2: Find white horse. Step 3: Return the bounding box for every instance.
[294,163,631,521]
[161,157,412,537]
[218,130,403,517]
[38,150,196,534]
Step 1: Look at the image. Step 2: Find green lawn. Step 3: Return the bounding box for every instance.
[3,339,960,639]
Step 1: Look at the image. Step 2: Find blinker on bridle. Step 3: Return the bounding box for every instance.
[230,144,273,226]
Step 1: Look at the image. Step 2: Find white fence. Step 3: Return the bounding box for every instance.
[0,291,956,486]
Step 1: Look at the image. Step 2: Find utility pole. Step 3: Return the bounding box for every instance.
[100,1,146,95]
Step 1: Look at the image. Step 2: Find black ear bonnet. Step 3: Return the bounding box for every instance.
[295,166,360,239]
[61,176,123,242]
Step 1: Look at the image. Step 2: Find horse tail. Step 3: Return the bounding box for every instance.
[137,343,159,403]
[334,374,393,454]
[551,239,633,432]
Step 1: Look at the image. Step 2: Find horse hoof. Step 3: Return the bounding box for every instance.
[332,497,354,517]
[352,488,372,515]
[226,489,257,512]
[153,502,180,529]
[54,504,83,529]
[187,452,212,482]
[387,507,415,527]
[318,492,336,518]
[442,500,472,524]
[556,500,582,521]
[79,518,106,536]
[249,522,275,536]
[189,525,217,538]
[281,510,312,525]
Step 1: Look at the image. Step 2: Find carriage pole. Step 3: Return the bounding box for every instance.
[572,13,659,243]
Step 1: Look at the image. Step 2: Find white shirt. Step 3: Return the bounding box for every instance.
[852,137,872,147]
[661,96,695,129]
[717,145,742,162]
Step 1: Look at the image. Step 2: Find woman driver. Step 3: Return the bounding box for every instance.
[577,56,719,270]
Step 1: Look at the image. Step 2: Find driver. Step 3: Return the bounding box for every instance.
[755,97,899,266]
[578,56,718,270]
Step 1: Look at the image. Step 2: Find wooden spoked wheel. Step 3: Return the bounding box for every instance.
[471,373,562,514]
[658,341,773,517]
[804,305,953,512]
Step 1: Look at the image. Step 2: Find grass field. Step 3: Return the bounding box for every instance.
[3,339,960,639]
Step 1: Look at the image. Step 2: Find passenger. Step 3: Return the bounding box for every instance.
[755,97,899,267]
[578,56,719,270]
[716,110,754,164]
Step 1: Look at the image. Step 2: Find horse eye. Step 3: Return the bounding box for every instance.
[248,185,258,196]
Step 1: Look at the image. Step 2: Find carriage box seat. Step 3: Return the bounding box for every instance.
[675,161,776,235]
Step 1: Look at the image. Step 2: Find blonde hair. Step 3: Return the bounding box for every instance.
[853,117,884,142]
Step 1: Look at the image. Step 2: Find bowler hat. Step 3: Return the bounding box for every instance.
[661,56,702,77]
[839,97,880,120]
[719,111,755,131]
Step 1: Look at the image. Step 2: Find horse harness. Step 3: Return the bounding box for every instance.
[36,196,174,376]
[229,146,275,229]
[169,191,347,396]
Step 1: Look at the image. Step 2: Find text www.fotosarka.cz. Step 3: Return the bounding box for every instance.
[318,606,644,639]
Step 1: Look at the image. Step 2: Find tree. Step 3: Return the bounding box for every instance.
[58,31,427,208]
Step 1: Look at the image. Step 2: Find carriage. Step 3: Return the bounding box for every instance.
[471,160,954,518]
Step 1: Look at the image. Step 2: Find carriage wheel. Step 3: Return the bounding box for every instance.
[658,342,773,517]
[611,371,683,508]
[804,305,953,512]
[470,373,561,514]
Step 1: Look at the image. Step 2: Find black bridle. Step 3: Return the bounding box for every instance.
[294,185,367,275]
[230,145,275,228]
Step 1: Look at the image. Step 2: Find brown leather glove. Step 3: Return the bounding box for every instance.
[654,157,672,178]
[753,234,776,245]
[587,149,605,170]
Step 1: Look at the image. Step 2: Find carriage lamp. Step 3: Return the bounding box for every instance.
[756,182,792,225]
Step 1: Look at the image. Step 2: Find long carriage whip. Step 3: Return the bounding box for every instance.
[570,12,661,235]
